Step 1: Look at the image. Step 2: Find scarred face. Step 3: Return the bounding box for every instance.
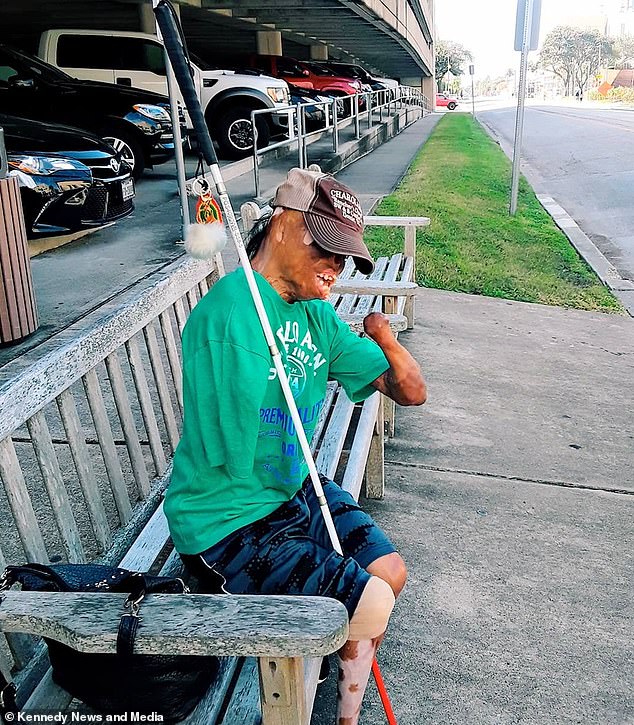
[252,209,346,302]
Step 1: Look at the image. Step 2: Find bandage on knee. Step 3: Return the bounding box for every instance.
[348,576,395,640]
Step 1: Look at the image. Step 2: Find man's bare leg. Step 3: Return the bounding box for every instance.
[336,577,395,725]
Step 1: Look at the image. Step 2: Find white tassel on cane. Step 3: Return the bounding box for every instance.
[184,222,227,259]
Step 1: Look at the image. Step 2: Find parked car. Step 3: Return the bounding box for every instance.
[2,114,135,237]
[37,30,290,159]
[436,93,458,110]
[288,84,346,130]
[245,55,363,114]
[315,61,399,95]
[0,44,182,178]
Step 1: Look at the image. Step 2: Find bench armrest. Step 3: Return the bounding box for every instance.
[331,280,417,296]
[363,215,430,228]
[338,313,407,334]
[0,592,349,658]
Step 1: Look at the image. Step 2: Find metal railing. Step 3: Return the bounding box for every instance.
[251,85,427,197]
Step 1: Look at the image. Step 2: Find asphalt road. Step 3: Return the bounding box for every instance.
[479,104,634,281]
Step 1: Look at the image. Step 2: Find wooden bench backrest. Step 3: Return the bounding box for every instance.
[0,257,220,675]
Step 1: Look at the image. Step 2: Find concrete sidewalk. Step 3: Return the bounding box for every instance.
[314,289,634,724]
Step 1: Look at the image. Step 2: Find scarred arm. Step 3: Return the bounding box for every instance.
[364,312,427,406]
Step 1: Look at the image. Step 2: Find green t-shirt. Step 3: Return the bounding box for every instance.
[164,268,389,555]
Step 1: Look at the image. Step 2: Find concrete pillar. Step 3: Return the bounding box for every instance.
[310,45,328,61]
[139,2,179,34]
[422,76,435,106]
[139,3,157,34]
[257,30,282,56]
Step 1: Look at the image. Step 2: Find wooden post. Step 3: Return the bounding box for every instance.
[365,394,385,499]
[0,176,38,344]
[404,225,417,328]
[259,656,307,725]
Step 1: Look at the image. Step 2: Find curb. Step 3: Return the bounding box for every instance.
[477,116,634,317]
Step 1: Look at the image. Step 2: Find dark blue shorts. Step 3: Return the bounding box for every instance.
[180,477,396,617]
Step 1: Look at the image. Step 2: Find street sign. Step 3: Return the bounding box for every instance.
[514,0,541,52]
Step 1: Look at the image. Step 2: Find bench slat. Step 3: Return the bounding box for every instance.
[105,350,151,498]
[57,388,112,553]
[144,322,180,455]
[82,369,133,525]
[309,382,337,455]
[118,500,170,571]
[0,592,349,658]
[159,310,184,413]
[341,392,381,501]
[173,297,188,336]
[126,334,168,476]
[27,410,86,563]
[0,436,48,562]
[182,657,242,725]
[23,668,73,711]
[350,256,390,318]
[217,658,261,725]
[328,257,356,309]
[315,390,355,480]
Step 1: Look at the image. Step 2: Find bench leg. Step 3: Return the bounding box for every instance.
[259,656,307,725]
[365,395,385,500]
[404,294,415,329]
[384,396,396,439]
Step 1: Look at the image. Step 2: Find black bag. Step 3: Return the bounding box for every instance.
[0,563,222,722]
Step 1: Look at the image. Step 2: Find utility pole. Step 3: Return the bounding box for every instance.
[510,0,541,215]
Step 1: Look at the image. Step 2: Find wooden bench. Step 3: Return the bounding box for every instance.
[0,209,425,723]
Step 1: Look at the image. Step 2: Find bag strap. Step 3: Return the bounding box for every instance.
[116,583,146,658]
[0,668,17,722]
[0,574,17,720]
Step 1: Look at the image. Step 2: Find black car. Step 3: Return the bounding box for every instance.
[287,85,349,129]
[0,45,182,178]
[3,114,135,238]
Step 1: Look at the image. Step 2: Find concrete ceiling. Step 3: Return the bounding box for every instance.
[0,0,433,79]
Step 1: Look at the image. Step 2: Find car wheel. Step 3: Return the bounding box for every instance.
[102,130,145,179]
[214,106,270,160]
[447,102,457,111]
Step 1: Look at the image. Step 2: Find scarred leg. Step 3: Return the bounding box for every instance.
[335,576,395,724]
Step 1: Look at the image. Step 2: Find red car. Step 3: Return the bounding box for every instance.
[247,55,363,102]
[436,93,458,110]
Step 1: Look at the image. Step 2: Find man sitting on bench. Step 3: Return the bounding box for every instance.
[165,168,426,724]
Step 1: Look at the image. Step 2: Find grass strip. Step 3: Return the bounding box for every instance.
[364,114,623,313]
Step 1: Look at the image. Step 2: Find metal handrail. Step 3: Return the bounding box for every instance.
[250,85,427,196]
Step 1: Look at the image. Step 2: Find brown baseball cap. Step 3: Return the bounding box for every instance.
[272,168,374,274]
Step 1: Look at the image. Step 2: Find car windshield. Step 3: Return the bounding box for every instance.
[303,61,335,76]
[333,64,362,78]
[1,46,72,82]
[189,52,219,72]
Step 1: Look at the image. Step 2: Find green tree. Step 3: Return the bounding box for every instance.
[611,34,634,68]
[435,40,473,87]
[539,26,613,96]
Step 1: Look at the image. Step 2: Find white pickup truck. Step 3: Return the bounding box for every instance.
[38,29,290,158]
